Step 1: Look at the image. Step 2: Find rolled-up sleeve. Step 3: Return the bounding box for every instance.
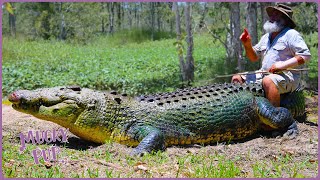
[288,30,311,62]
[253,34,268,57]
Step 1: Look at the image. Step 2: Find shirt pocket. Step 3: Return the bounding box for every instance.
[255,45,267,56]
[260,45,267,51]
[272,43,286,51]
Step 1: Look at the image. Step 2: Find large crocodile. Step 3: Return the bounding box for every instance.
[8,83,305,156]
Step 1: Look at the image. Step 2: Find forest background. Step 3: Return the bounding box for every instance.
[2,2,318,97]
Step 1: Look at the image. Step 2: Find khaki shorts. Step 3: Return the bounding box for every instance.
[241,71,301,94]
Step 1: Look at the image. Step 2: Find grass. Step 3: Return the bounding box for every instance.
[251,155,315,178]
[2,31,318,97]
[2,135,317,178]
[2,125,318,178]
[2,33,226,97]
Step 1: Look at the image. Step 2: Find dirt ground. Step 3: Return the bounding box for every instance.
[1,95,318,178]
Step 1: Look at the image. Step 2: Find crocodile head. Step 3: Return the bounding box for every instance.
[8,86,129,143]
[8,86,86,126]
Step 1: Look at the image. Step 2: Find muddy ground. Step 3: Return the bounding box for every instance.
[1,95,318,178]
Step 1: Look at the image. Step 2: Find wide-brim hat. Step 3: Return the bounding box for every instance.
[266,4,296,28]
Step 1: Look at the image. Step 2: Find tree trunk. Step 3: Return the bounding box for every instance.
[169,2,175,34]
[260,2,273,34]
[173,2,185,82]
[134,3,138,27]
[245,2,259,70]
[107,2,115,34]
[173,2,194,84]
[58,2,66,40]
[128,5,132,28]
[246,2,258,45]
[227,3,243,72]
[7,3,16,37]
[184,2,194,82]
[101,3,106,33]
[150,2,155,40]
[9,14,16,37]
[157,2,161,31]
[138,3,142,27]
[116,3,121,30]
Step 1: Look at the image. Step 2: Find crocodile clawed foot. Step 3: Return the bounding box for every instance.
[130,149,148,157]
[283,121,299,139]
[283,129,298,139]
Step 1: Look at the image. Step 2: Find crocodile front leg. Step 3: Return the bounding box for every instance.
[129,126,166,156]
[256,97,298,138]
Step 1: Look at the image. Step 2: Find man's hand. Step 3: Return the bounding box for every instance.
[240,28,251,46]
[240,28,259,62]
[268,61,286,73]
[269,56,305,73]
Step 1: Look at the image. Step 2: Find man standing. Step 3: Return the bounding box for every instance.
[232,4,311,107]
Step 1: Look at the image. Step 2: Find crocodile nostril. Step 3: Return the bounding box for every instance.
[8,92,21,104]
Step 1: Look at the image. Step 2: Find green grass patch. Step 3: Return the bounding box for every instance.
[2,137,317,178]
[2,31,318,97]
[2,34,225,97]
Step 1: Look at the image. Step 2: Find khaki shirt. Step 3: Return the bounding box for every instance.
[253,28,311,71]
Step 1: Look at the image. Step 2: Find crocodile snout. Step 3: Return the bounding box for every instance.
[8,92,22,104]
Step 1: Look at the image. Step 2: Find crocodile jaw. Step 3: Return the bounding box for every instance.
[8,87,115,144]
[8,87,84,127]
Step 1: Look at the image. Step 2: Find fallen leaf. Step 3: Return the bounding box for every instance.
[134,162,148,171]
[281,148,295,156]
[309,159,316,163]
[44,162,53,169]
[96,160,122,169]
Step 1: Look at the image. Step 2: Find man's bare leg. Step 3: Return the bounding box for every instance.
[262,76,280,107]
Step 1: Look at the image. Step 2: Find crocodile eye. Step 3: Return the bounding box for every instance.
[110,91,117,95]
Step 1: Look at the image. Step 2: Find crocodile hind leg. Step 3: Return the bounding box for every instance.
[280,91,306,122]
[129,126,166,156]
[256,97,299,138]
